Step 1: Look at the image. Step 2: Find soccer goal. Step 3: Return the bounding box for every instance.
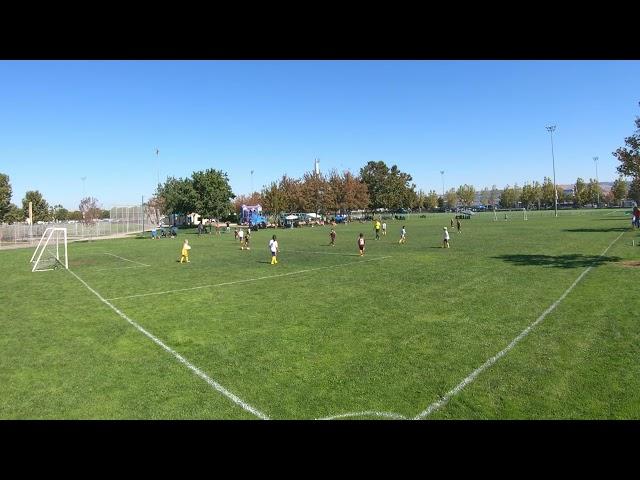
[30,227,69,272]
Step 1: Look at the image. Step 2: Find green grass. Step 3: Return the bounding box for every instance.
[1,209,639,419]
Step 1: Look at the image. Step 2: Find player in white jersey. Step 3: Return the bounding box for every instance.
[269,235,279,264]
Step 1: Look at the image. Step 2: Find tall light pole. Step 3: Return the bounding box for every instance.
[250,170,254,195]
[155,148,160,189]
[440,170,445,210]
[593,156,599,206]
[545,125,558,217]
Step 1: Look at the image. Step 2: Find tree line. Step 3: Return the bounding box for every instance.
[613,101,640,203]
[3,101,639,225]
[0,174,108,224]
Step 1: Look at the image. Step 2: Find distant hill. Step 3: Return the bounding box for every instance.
[470,182,620,203]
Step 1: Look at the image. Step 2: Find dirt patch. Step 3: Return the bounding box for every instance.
[620,260,640,268]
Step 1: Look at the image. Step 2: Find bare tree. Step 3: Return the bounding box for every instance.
[79,197,101,224]
[146,195,166,226]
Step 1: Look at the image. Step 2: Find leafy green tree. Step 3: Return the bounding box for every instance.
[586,178,603,205]
[520,183,536,209]
[614,102,640,179]
[158,177,198,216]
[425,190,439,210]
[519,181,541,209]
[68,211,83,221]
[22,191,50,222]
[541,177,556,208]
[499,185,516,208]
[628,177,640,204]
[574,178,588,207]
[611,176,628,206]
[261,181,285,222]
[0,173,12,222]
[191,169,236,221]
[456,184,476,207]
[50,204,69,221]
[359,161,389,210]
[3,203,23,224]
[445,188,458,209]
[360,161,415,211]
[413,189,426,211]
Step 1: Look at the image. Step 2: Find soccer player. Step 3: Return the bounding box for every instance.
[442,227,450,248]
[179,239,191,263]
[399,225,406,244]
[382,222,387,236]
[374,219,381,240]
[330,228,336,246]
[357,233,366,256]
[238,228,245,249]
[244,229,251,250]
[269,234,279,265]
[456,218,461,233]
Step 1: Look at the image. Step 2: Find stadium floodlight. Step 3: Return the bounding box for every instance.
[440,170,445,209]
[545,125,558,217]
[30,227,68,272]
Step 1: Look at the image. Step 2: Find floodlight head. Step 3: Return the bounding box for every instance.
[545,125,556,133]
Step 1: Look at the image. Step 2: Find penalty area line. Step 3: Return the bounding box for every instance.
[66,268,270,420]
[106,256,393,301]
[414,231,625,420]
[103,252,150,267]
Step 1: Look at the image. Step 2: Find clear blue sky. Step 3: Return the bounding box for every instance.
[1,60,639,210]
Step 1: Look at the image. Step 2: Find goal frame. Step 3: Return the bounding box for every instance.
[30,227,69,272]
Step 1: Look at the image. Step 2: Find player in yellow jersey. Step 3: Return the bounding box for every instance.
[179,239,191,263]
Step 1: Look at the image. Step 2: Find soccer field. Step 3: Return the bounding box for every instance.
[1,209,639,419]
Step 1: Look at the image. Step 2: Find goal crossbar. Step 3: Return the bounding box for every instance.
[30,227,68,272]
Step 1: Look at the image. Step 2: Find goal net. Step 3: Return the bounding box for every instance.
[30,227,69,272]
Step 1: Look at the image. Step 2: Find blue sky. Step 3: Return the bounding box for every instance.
[1,60,638,210]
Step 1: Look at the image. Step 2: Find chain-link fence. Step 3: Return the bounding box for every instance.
[0,205,155,248]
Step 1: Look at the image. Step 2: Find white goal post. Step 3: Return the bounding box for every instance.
[30,227,69,272]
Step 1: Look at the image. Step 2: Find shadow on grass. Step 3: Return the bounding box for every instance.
[493,253,621,268]
[563,227,629,233]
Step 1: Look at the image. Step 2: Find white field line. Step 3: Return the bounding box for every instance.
[66,268,269,420]
[282,249,380,256]
[317,411,407,420]
[94,265,149,272]
[103,252,150,267]
[414,231,624,420]
[106,256,393,301]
